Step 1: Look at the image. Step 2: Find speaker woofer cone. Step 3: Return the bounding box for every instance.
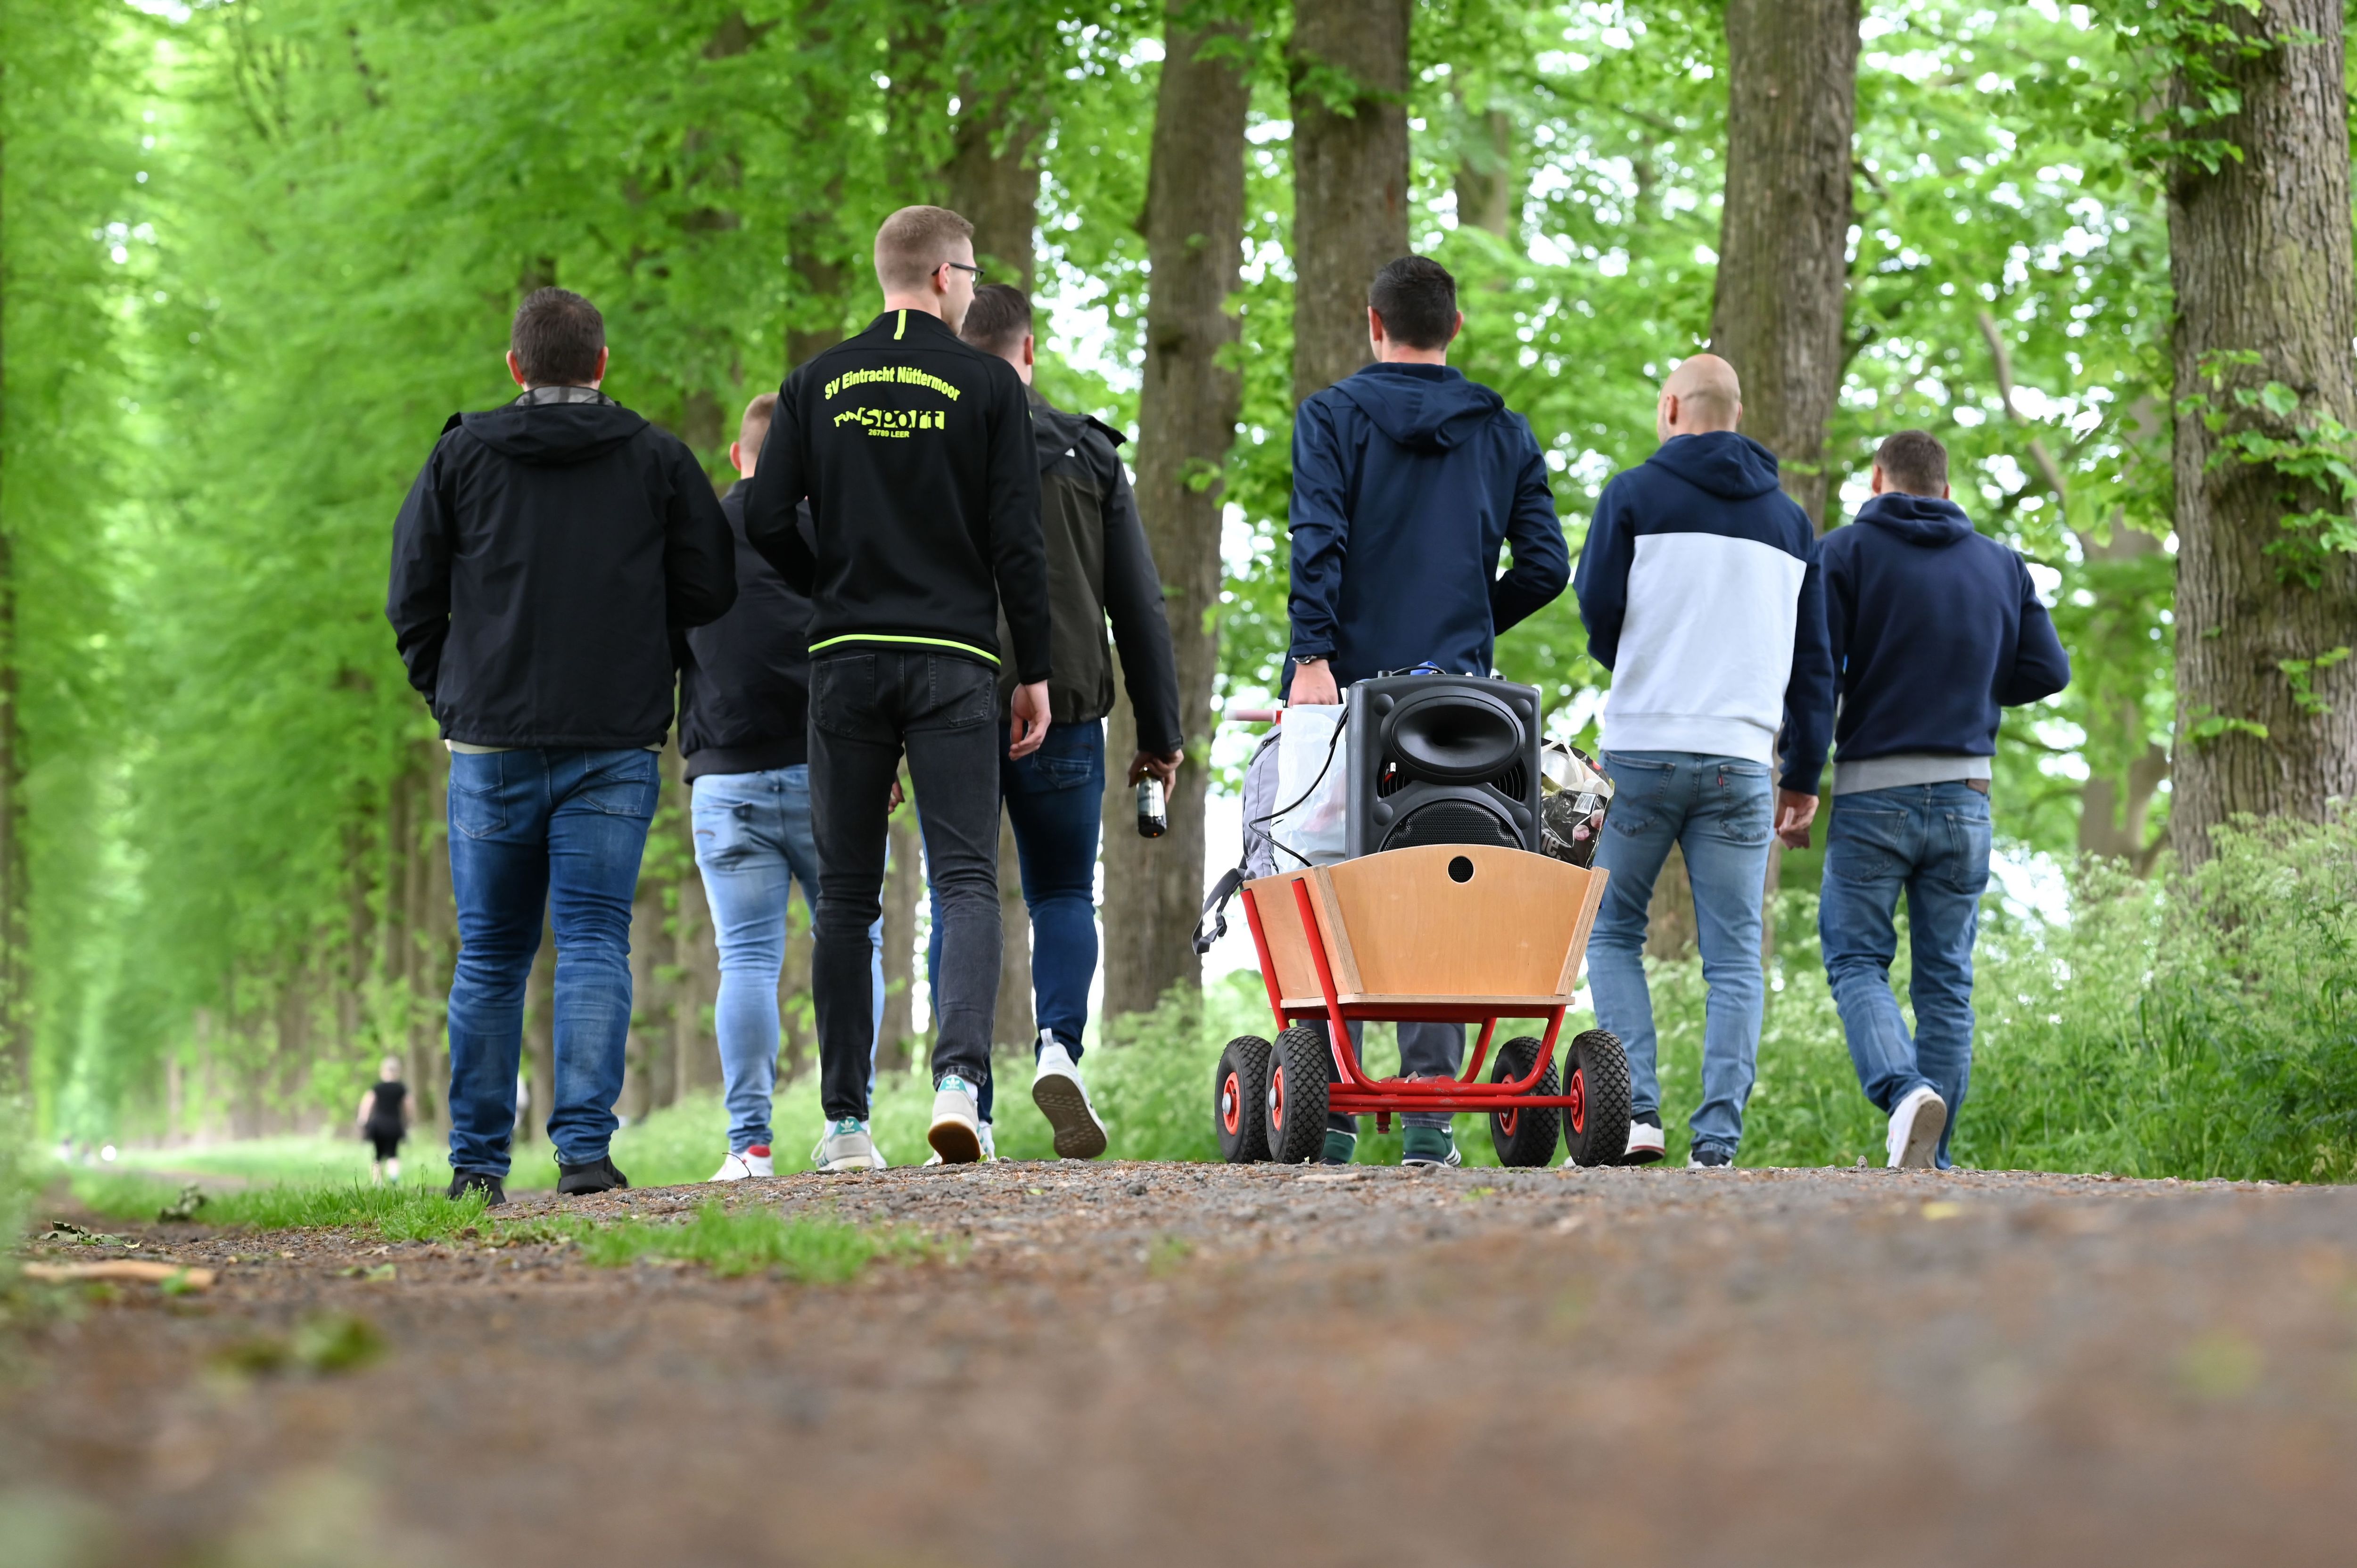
[1382,691,1526,783]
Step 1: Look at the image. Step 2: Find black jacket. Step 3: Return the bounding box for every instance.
[387,391,736,749]
[677,481,817,781]
[1003,389,1183,755]
[743,309,1051,682]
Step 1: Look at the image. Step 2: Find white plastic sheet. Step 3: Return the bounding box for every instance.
[1269,703,1349,868]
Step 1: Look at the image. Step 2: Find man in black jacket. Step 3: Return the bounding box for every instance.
[926,284,1183,1161]
[388,287,734,1204]
[679,393,885,1179]
[745,206,1052,1169]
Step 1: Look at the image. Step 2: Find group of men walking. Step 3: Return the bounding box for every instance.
[387,203,2066,1201]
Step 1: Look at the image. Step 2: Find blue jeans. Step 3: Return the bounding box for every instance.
[445,748,659,1177]
[1818,782,1992,1169]
[1587,751,1773,1158]
[692,766,884,1154]
[927,719,1104,1123]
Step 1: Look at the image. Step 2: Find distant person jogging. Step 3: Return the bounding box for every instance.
[744,206,1051,1171]
[387,287,736,1206]
[1814,430,2069,1167]
[354,1057,410,1186]
[1286,254,1571,1167]
[678,392,887,1182]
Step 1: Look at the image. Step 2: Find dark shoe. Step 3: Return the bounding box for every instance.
[1320,1129,1358,1166]
[1401,1126,1462,1167]
[558,1155,630,1195]
[1687,1144,1734,1169]
[448,1171,507,1207]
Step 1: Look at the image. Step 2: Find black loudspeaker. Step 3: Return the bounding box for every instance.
[1345,674,1542,858]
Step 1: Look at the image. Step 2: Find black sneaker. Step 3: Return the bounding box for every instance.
[557,1155,630,1196]
[448,1170,507,1207]
[1687,1144,1734,1169]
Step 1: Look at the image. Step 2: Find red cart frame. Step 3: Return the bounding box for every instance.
[1236,846,1609,1132]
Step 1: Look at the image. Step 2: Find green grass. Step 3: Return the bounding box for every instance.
[512,1200,925,1281]
[65,1169,490,1240]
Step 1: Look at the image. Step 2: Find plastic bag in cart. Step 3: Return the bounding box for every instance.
[1539,741,1614,868]
[1269,702,1349,869]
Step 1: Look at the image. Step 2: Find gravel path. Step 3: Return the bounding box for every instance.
[5,1161,2354,1567]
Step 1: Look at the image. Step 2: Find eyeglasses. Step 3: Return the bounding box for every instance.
[940,260,985,283]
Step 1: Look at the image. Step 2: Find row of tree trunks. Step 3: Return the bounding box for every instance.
[1100,8,1254,1018]
[2166,0,2357,863]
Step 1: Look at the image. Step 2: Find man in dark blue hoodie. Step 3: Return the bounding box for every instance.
[1574,353,1833,1169]
[1814,429,2069,1168]
[1286,254,1571,1166]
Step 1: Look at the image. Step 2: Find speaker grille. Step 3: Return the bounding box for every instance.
[1383,799,1520,853]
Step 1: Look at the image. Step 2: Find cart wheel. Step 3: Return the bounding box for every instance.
[1214,1035,1273,1163]
[1264,1025,1332,1165]
[1561,1028,1633,1167]
[1487,1036,1561,1167]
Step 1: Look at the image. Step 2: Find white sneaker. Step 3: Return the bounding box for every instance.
[928,1075,984,1165]
[1577,1117,1665,1168]
[1887,1085,1947,1169]
[812,1119,886,1173]
[708,1144,775,1182]
[923,1121,995,1166]
[1031,1034,1108,1160]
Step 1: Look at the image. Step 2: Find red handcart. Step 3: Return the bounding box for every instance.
[1214,842,1632,1167]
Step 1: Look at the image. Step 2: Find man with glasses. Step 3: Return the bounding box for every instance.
[745,205,1052,1170]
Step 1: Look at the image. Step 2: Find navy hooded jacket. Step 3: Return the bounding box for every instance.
[1286,362,1569,685]
[1817,491,2070,777]
[1573,431,1832,794]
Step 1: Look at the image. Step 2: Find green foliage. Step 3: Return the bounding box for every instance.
[533,1201,923,1282]
[69,1170,489,1240]
[2180,349,2357,586]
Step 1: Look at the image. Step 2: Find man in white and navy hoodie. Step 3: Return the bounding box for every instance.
[1572,354,1832,1168]
[1814,430,2068,1169]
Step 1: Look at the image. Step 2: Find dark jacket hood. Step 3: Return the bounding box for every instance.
[460,401,649,466]
[1330,363,1503,452]
[1855,490,1976,547]
[1644,429,1786,501]
[1028,387,1125,468]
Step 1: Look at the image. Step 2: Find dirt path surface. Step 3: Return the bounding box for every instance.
[7,1161,2355,1567]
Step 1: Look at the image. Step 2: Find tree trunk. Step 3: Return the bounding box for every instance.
[878,802,923,1073]
[1101,10,1252,1019]
[992,812,1032,1051]
[0,101,16,1094]
[786,1,849,369]
[1288,0,1411,405]
[1707,0,1859,527]
[522,917,554,1145]
[2167,1,2357,863]
[1452,101,1515,239]
[942,98,1040,290]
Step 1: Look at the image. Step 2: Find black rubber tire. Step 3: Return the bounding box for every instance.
[1486,1035,1562,1167]
[1214,1035,1273,1163]
[1263,1025,1332,1165]
[1561,1028,1633,1167]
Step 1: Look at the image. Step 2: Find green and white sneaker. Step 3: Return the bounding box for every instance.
[928,1074,984,1165]
[812,1118,885,1173]
[1320,1129,1358,1166]
[1401,1126,1462,1167]
[923,1121,995,1166]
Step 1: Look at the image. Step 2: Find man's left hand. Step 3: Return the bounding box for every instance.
[1128,748,1182,788]
[1009,681,1051,759]
[1774,789,1819,850]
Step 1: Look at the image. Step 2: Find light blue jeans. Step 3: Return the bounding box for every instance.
[1587,751,1773,1159]
[1818,782,1992,1169]
[446,748,659,1177]
[691,766,883,1154]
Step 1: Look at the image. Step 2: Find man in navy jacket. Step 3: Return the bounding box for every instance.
[1573,353,1833,1168]
[1814,429,2069,1167]
[1286,255,1571,1166]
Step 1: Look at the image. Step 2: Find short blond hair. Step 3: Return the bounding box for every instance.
[874,205,975,294]
[738,392,777,454]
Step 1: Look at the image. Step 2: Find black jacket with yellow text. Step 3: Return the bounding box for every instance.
[386,392,736,749]
[742,309,1051,682]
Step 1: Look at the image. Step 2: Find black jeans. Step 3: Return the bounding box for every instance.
[809,650,1003,1121]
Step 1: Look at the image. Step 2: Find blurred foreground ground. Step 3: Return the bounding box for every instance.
[5,1161,2355,1567]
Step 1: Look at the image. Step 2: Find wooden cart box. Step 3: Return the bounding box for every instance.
[1245,844,1610,1016]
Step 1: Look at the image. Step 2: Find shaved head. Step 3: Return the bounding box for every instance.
[1658,353,1742,440]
